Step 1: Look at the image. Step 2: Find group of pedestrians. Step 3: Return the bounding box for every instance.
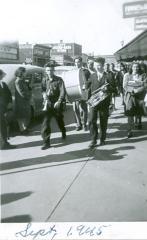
[0,67,31,150]
[0,58,147,150]
[34,58,147,149]
[71,57,147,148]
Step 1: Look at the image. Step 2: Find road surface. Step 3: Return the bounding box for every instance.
[1,97,147,222]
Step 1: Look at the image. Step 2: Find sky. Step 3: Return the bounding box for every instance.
[0,0,143,55]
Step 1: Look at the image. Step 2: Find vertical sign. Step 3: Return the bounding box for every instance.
[134,16,147,30]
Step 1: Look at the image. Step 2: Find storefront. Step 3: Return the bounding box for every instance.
[51,54,74,66]
[19,43,51,67]
[115,30,147,62]
[43,40,82,65]
[0,41,19,64]
[48,41,82,59]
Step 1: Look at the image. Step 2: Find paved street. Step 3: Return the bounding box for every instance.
[1,97,147,222]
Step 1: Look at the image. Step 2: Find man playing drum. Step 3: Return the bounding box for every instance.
[88,57,116,148]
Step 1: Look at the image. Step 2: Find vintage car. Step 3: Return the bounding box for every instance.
[0,64,45,119]
[0,64,86,122]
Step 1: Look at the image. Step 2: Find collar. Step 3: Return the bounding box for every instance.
[47,75,55,82]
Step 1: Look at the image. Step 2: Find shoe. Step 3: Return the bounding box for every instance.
[76,126,82,131]
[62,132,66,140]
[127,131,133,138]
[41,142,50,150]
[88,141,97,149]
[100,140,105,146]
[83,125,88,131]
[1,142,16,150]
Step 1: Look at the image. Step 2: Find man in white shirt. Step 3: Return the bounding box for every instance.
[73,57,90,131]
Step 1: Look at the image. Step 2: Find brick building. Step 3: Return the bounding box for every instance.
[43,40,82,65]
[19,43,51,67]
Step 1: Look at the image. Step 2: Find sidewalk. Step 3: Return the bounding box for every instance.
[1,97,147,222]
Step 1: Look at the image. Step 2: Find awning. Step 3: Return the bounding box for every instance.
[114,30,147,61]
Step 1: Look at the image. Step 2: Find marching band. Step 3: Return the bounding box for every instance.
[0,58,147,150]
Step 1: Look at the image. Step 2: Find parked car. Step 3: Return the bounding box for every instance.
[0,64,83,123]
[0,64,45,120]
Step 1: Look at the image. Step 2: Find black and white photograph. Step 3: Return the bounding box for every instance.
[0,0,147,239]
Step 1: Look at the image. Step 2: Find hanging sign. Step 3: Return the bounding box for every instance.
[123,1,147,18]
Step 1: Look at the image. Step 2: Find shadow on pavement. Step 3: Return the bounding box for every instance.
[17,140,43,148]
[65,125,76,132]
[26,124,76,137]
[15,121,147,150]
[109,121,147,130]
[93,146,135,161]
[107,117,147,141]
[108,122,128,131]
[17,132,90,149]
[110,114,126,119]
[1,145,135,173]
[1,214,32,223]
[1,191,33,205]
[107,135,147,145]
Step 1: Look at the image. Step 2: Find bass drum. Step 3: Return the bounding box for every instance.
[61,68,87,102]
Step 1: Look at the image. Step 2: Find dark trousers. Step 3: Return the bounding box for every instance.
[89,104,109,143]
[73,100,88,127]
[0,113,8,149]
[41,108,66,144]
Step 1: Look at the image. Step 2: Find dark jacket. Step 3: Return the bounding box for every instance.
[42,74,66,104]
[89,71,116,109]
[123,73,146,116]
[15,77,31,119]
[90,71,116,97]
[116,70,126,94]
[79,68,91,101]
[0,82,12,114]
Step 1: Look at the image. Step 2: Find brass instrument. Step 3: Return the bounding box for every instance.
[87,83,109,108]
[42,90,50,111]
[42,99,48,111]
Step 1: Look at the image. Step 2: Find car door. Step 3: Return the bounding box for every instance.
[31,70,44,115]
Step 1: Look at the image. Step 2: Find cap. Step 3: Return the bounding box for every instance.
[87,57,94,63]
[95,57,105,65]
[44,60,56,68]
[74,56,82,62]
